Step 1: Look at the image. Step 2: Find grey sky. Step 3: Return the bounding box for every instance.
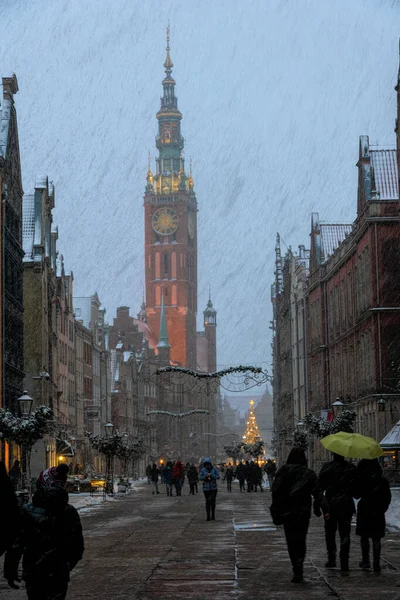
[1,0,398,370]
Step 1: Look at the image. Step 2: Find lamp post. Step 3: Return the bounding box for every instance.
[18,391,33,500]
[104,422,114,495]
[332,398,344,418]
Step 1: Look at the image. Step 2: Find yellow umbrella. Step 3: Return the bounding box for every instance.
[320,432,384,459]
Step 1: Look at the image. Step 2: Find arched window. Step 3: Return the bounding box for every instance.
[155,252,160,279]
[155,286,161,306]
[171,252,177,278]
[172,284,177,305]
[163,253,169,278]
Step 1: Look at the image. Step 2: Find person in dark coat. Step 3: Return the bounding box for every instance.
[187,464,199,495]
[9,460,22,491]
[271,447,327,583]
[4,465,84,599]
[149,463,160,495]
[164,461,173,496]
[265,459,277,488]
[172,460,185,496]
[318,453,356,571]
[199,458,220,521]
[254,463,263,492]
[0,461,20,558]
[235,463,246,492]
[353,458,391,572]
[224,464,234,492]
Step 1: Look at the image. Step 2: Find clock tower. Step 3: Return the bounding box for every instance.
[144,28,198,368]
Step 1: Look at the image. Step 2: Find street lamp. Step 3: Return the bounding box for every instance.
[297,420,305,431]
[377,398,386,412]
[104,422,114,437]
[332,398,344,418]
[18,390,33,418]
[17,391,33,500]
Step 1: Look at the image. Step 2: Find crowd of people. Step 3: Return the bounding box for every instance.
[270,448,392,583]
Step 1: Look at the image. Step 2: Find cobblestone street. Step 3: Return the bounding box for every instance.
[2,481,400,599]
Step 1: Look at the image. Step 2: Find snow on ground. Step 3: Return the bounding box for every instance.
[68,479,146,511]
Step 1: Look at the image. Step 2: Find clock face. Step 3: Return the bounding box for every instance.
[188,212,195,239]
[152,208,179,236]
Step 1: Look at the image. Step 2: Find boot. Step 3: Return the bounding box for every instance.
[373,561,381,573]
[340,561,350,574]
[325,555,336,568]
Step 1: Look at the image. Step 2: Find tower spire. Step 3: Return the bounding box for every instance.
[164,24,173,75]
[157,292,170,349]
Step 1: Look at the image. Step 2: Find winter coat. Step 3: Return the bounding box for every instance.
[266,462,277,476]
[235,464,245,479]
[318,459,356,517]
[149,467,160,482]
[187,466,199,484]
[0,472,20,557]
[4,487,84,584]
[199,465,220,491]
[354,472,391,539]
[163,466,173,485]
[172,462,185,483]
[271,464,327,523]
[224,468,234,481]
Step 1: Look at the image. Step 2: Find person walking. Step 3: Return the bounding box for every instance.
[199,457,220,521]
[244,460,253,492]
[146,464,152,484]
[172,460,185,496]
[149,463,160,495]
[270,447,327,583]
[9,460,22,491]
[254,463,263,492]
[0,461,20,558]
[235,463,246,492]
[187,463,199,495]
[265,459,277,488]
[4,464,84,599]
[224,464,234,492]
[353,458,391,573]
[164,461,173,496]
[318,453,356,572]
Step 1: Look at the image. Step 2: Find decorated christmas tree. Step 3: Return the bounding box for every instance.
[242,400,261,443]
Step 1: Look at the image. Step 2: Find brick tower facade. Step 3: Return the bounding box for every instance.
[144,28,197,367]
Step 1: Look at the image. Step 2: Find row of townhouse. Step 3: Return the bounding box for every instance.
[272,53,400,469]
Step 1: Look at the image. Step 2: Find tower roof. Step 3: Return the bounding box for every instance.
[157,293,170,348]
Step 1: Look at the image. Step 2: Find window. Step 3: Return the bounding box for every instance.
[155,252,160,278]
[163,253,169,278]
[171,252,177,278]
[172,284,177,305]
[155,285,161,306]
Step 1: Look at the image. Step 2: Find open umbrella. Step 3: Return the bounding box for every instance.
[320,432,384,459]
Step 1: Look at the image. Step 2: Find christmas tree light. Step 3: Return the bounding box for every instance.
[242,400,261,443]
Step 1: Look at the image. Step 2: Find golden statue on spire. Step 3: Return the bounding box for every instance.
[164,24,173,71]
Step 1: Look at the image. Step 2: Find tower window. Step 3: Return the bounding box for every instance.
[155,252,161,279]
[171,252,177,278]
[163,253,169,278]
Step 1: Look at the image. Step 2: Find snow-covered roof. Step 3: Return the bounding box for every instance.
[380,420,400,449]
[22,194,35,262]
[320,223,353,261]
[370,149,398,200]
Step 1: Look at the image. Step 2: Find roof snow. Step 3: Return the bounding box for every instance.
[320,223,353,261]
[22,194,35,262]
[370,149,398,200]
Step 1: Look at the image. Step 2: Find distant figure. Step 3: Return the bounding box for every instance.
[146,464,152,484]
[354,458,391,572]
[149,463,160,495]
[265,460,277,488]
[172,460,185,496]
[159,464,165,484]
[271,447,327,583]
[4,463,84,599]
[187,463,199,495]
[235,463,246,492]
[318,453,356,571]
[164,461,173,496]
[244,460,252,492]
[199,457,220,521]
[254,463,263,492]
[0,461,20,557]
[224,464,234,492]
[9,460,21,491]
[74,464,80,475]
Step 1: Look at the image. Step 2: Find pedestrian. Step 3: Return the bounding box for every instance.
[159,463,165,484]
[235,463,246,492]
[224,464,234,492]
[199,457,220,521]
[146,464,152,484]
[164,461,173,496]
[254,463,263,492]
[353,458,391,573]
[149,463,160,495]
[187,463,199,495]
[244,460,253,492]
[4,464,84,599]
[172,460,185,496]
[9,460,21,491]
[270,447,327,583]
[0,461,20,558]
[265,459,277,488]
[318,452,357,572]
